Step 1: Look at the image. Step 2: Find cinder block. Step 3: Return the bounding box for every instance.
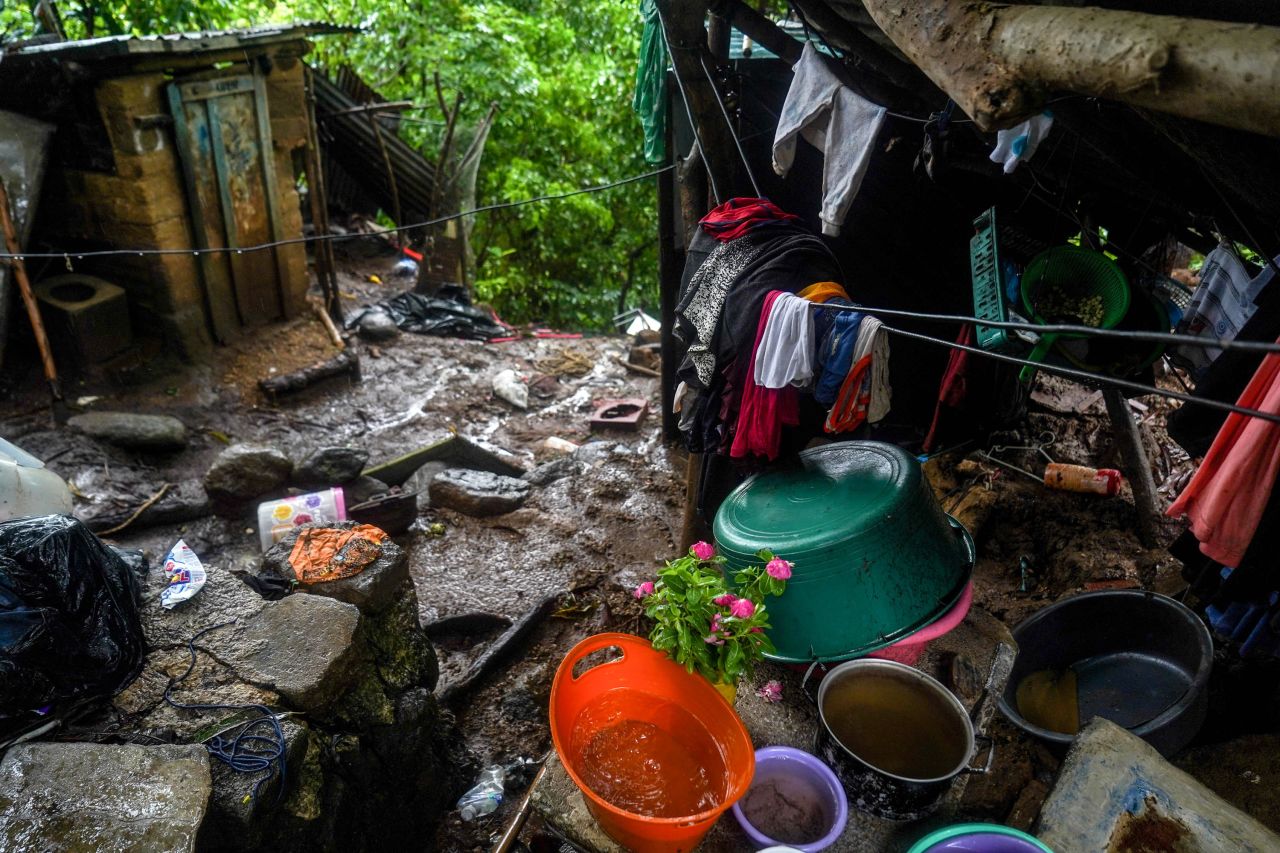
[35,274,133,367]
[94,74,166,112]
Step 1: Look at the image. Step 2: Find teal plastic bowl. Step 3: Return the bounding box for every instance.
[713,442,973,663]
[908,823,1053,852]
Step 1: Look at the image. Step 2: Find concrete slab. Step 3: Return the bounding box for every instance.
[532,608,1017,852]
[1037,718,1280,852]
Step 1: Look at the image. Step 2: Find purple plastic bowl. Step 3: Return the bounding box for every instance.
[913,829,1050,852]
[731,746,848,852]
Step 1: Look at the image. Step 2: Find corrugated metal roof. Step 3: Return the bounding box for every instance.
[3,22,355,62]
[729,21,829,60]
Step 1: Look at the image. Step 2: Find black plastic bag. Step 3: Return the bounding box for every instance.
[0,515,145,718]
[346,285,509,341]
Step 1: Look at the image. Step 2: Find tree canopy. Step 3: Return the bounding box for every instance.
[2,0,658,329]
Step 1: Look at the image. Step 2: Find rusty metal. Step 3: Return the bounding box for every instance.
[0,176,60,401]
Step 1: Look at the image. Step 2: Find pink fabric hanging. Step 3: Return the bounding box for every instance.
[1167,342,1280,566]
[730,291,798,460]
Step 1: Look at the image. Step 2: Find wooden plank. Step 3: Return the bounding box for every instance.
[253,71,295,319]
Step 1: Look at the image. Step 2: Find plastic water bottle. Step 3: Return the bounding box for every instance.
[457,765,505,821]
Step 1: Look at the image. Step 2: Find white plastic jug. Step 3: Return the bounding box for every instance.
[0,436,74,521]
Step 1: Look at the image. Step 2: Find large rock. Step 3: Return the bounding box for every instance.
[220,594,362,714]
[66,411,188,451]
[204,444,292,507]
[523,456,584,487]
[0,743,211,852]
[429,468,530,516]
[292,447,369,488]
[357,309,399,341]
[262,522,410,614]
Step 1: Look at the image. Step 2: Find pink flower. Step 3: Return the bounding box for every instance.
[633,581,655,600]
[704,633,725,646]
[711,613,723,632]
[750,627,764,634]
[756,680,783,703]
[729,598,756,619]
[713,593,738,607]
[691,541,716,561]
[766,557,793,580]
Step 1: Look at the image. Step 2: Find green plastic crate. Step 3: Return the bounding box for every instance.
[970,207,1011,351]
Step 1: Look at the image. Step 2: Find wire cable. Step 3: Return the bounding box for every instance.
[164,621,288,804]
[699,54,762,197]
[2,166,672,261]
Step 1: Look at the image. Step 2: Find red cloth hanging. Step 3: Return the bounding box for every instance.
[1167,341,1280,566]
[731,291,798,460]
[922,324,974,453]
[700,197,800,242]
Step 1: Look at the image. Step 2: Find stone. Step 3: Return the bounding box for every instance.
[220,593,362,714]
[358,309,400,341]
[429,468,530,516]
[204,444,292,507]
[205,718,312,837]
[523,456,584,487]
[405,461,449,510]
[572,440,616,466]
[343,474,390,506]
[0,743,211,852]
[262,522,410,615]
[292,446,369,488]
[67,411,187,451]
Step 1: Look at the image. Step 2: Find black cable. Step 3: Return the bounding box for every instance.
[699,53,763,197]
[809,300,1280,354]
[656,7,724,205]
[2,166,674,261]
[876,323,1280,426]
[164,621,288,804]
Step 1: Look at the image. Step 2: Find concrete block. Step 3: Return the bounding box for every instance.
[94,73,166,112]
[82,172,187,224]
[34,274,133,366]
[113,148,181,180]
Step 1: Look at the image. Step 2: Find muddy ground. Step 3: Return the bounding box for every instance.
[3,240,1278,849]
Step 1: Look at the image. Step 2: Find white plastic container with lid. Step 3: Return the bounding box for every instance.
[0,436,74,521]
[256,487,346,551]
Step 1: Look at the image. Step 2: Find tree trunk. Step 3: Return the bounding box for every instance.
[860,0,1280,138]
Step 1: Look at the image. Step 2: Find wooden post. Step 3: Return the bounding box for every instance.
[1103,389,1159,547]
[658,92,681,442]
[0,177,60,402]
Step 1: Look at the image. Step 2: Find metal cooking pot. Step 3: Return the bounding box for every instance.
[714,442,974,662]
[813,659,992,821]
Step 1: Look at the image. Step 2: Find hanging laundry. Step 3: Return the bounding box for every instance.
[632,0,668,164]
[825,316,890,433]
[731,291,799,461]
[699,197,799,242]
[754,293,815,389]
[1167,342,1280,567]
[797,281,849,303]
[1175,244,1273,375]
[923,325,974,453]
[990,111,1054,174]
[675,234,768,389]
[773,43,886,237]
[814,308,864,408]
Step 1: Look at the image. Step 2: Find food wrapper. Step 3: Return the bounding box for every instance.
[161,539,207,609]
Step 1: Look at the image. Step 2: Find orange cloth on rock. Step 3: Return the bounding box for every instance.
[288,524,388,584]
[1167,345,1280,566]
[797,281,850,303]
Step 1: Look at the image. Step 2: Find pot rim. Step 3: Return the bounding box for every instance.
[996,589,1215,745]
[731,746,849,851]
[816,658,974,784]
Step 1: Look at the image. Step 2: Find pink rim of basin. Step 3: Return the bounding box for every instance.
[868,581,973,665]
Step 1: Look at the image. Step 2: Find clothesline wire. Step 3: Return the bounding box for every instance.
[809,299,1280,354]
[876,322,1280,426]
[699,53,764,198]
[657,7,725,205]
[0,166,673,261]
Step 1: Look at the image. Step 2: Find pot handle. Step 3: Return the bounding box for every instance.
[799,658,829,706]
[966,735,995,774]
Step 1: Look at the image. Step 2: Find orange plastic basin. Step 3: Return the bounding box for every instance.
[550,633,755,852]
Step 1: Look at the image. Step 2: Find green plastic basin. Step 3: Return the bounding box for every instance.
[713,442,974,663]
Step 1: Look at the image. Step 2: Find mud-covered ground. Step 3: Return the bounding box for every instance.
[3,240,1278,850]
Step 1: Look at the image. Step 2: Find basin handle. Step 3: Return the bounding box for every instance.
[965,735,995,774]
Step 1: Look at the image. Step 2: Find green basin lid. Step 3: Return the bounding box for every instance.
[714,442,919,557]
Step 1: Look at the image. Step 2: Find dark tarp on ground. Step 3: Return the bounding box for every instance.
[346,285,509,341]
[0,515,145,721]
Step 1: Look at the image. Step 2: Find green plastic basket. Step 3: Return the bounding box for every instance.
[969,208,1010,352]
[1019,246,1130,382]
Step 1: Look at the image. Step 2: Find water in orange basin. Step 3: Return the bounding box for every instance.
[572,689,726,819]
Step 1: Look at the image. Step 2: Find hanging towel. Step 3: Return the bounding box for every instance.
[1167,342,1280,567]
[798,281,850,303]
[814,308,864,407]
[731,291,799,460]
[700,197,800,242]
[753,293,815,389]
[824,316,889,432]
[1176,244,1272,375]
[632,0,668,164]
[773,43,886,237]
[990,111,1054,174]
[922,325,974,453]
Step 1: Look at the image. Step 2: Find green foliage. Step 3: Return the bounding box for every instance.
[2,0,658,330]
[641,546,788,687]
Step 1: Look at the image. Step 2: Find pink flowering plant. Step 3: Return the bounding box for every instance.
[635,541,790,686]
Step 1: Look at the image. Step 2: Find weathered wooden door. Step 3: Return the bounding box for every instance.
[168,73,290,343]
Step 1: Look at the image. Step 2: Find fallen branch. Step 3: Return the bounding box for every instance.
[311,300,345,350]
[615,356,660,378]
[99,483,172,536]
[860,0,1280,136]
[259,350,361,400]
[437,594,558,704]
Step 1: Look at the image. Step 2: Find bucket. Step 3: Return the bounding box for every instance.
[908,823,1053,852]
[549,634,755,853]
[732,746,848,851]
[814,659,991,820]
